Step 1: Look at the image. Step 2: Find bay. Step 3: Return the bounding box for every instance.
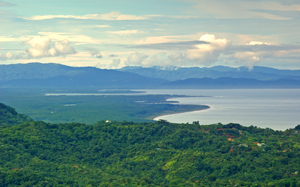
[145,89,300,131]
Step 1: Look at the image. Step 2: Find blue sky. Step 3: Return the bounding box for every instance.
[1,0,300,69]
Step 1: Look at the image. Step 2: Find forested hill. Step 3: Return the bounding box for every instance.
[1,103,300,186]
[0,103,32,126]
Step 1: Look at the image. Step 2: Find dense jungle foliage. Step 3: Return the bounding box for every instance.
[0,103,33,126]
[1,103,300,186]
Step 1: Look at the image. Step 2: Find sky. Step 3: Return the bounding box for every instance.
[1,0,300,69]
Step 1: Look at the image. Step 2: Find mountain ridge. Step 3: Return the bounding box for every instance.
[1,63,300,89]
[160,77,300,89]
[0,63,167,88]
[119,65,300,81]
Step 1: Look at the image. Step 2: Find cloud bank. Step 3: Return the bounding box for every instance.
[130,40,209,50]
[109,30,144,36]
[0,37,76,61]
[119,34,300,69]
[24,11,148,21]
[185,34,231,65]
[124,52,148,66]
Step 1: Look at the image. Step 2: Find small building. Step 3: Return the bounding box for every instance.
[254,143,267,147]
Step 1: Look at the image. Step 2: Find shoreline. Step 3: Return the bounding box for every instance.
[149,105,211,121]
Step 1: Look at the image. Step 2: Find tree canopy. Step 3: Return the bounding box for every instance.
[0,103,300,186]
[0,103,32,126]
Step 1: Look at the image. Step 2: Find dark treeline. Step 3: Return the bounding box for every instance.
[1,103,300,186]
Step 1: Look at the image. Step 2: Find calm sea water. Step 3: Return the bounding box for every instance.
[145,89,300,131]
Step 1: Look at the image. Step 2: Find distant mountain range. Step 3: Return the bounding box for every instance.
[0,63,166,88]
[120,65,300,81]
[160,77,300,89]
[1,63,300,89]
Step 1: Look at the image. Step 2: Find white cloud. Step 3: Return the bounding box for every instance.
[109,30,144,36]
[38,32,102,44]
[233,48,300,69]
[248,41,274,45]
[0,51,14,60]
[235,34,278,45]
[0,37,76,61]
[95,58,122,69]
[185,34,231,65]
[54,39,76,56]
[24,37,52,57]
[5,51,13,59]
[24,11,148,21]
[22,12,203,23]
[94,25,112,28]
[111,58,121,68]
[136,36,181,45]
[124,52,148,66]
[0,36,20,42]
[234,51,262,69]
[232,41,300,69]
[129,34,300,69]
[167,52,186,64]
[121,34,239,67]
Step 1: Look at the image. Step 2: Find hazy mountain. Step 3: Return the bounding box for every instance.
[1,63,299,89]
[119,66,300,81]
[160,77,300,89]
[0,63,167,88]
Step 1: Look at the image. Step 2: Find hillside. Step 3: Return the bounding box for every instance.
[1,104,300,186]
[0,103,32,126]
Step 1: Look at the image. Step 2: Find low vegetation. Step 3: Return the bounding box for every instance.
[0,89,208,124]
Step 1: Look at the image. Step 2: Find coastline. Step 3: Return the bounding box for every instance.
[149,105,211,121]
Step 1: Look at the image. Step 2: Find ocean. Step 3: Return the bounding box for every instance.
[145,89,300,131]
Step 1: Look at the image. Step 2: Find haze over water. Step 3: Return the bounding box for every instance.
[149,89,300,131]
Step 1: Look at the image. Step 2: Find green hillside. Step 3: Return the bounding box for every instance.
[1,104,300,186]
[0,103,32,126]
